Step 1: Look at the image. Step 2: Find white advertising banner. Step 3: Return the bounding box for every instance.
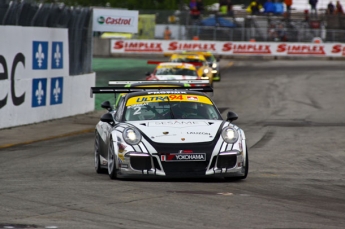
[0,26,94,129]
[110,39,345,57]
[93,8,138,33]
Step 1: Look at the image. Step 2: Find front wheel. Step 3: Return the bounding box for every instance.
[94,132,105,174]
[108,138,117,180]
[225,147,249,181]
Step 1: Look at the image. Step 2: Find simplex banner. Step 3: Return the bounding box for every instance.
[93,8,138,33]
[110,39,345,57]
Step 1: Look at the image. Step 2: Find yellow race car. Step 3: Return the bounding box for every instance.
[168,53,214,86]
[182,51,221,82]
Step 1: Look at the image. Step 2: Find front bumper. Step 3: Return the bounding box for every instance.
[116,150,245,179]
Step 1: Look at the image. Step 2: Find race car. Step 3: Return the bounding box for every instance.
[91,81,248,180]
[145,62,201,81]
[182,51,221,81]
[169,53,214,86]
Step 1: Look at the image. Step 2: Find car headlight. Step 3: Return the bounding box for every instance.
[123,127,142,145]
[221,127,239,144]
[203,68,209,74]
[212,63,217,68]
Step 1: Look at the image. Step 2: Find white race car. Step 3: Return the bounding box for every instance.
[91,81,248,180]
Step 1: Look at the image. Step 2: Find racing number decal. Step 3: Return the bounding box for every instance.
[133,106,142,115]
[169,95,183,100]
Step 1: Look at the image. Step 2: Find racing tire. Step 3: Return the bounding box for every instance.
[224,147,249,181]
[94,132,106,174]
[107,137,118,180]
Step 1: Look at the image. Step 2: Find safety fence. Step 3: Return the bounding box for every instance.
[138,9,345,43]
[0,1,93,76]
[185,26,345,43]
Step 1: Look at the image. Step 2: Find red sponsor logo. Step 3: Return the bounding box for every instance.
[222,43,271,54]
[187,96,198,101]
[168,41,216,51]
[105,17,132,25]
[276,44,326,55]
[331,44,345,56]
[113,41,163,52]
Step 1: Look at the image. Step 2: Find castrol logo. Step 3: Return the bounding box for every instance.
[97,16,133,26]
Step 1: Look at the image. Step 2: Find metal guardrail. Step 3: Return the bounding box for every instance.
[0,1,93,76]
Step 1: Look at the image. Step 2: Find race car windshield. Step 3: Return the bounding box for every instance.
[205,56,215,62]
[171,58,204,64]
[155,67,198,76]
[124,95,222,121]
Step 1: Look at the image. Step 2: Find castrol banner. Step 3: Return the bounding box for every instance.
[110,39,345,57]
[93,9,138,33]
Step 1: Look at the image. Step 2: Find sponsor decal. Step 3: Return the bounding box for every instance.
[331,44,345,56]
[222,43,271,54]
[187,132,210,135]
[136,96,168,102]
[168,41,216,51]
[155,121,201,125]
[276,44,326,55]
[103,16,132,25]
[128,103,148,108]
[161,153,206,162]
[148,91,186,94]
[113,40,163,52]
[187,96,198,101]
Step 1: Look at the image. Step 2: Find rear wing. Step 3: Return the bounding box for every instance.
[147,60,202,67]
[163,51,212,57]
[108,80,209,86]
[90,80,212,98]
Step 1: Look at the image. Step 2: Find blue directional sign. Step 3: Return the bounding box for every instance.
[50,77,63,105]
[51,42,63,69]
[32,41,48,70]
[32,78,47,107]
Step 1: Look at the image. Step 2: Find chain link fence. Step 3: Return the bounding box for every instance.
[0,1,93,76]
[140,9,345,43]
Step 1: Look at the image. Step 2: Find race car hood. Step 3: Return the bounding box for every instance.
[131,120,224,143]
[156,75,199,80]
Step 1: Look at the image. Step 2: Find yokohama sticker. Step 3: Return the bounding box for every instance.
[276,44,326,55]
[161,153,206,162]
[113,40,163,52]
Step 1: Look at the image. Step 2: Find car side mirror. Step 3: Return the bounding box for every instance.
[101,101,112,111]
[226,111,238,122]
[100,113,114,125]
[145,72,151,76]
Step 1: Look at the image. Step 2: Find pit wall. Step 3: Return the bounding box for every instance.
[0,26,95,129]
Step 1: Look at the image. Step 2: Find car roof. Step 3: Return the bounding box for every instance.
[170,54,206,61]
[182,51,213,57]
[157,62,196,70]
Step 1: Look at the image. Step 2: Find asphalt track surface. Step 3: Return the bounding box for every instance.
[1,59,345,229]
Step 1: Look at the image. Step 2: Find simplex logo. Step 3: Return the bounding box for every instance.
[97,16,105,24]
